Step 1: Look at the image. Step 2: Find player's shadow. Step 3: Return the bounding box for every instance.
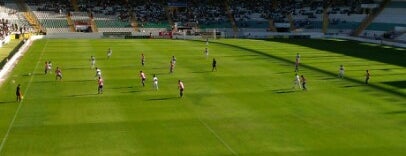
[0,101,16,105]
[384,110,406,115]
[343,84,364,88]
[110,86,133,90]
[67,93,98,97]
[121,90,142,93]
[147,97,178,101]
[272,88,297,94]
[190,71,212,74]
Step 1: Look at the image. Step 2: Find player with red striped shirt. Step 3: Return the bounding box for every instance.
[98,76,104,94]
[178,80,184,97]
[140,71,146,87]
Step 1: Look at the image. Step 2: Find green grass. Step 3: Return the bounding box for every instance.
[0,38,405,155]
[0,40,22,62]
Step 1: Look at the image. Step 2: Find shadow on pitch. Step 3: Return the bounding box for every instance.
[343,84,364,88]
[382,80,406,89]
[191,39,406,98]
[0,101,16,105]
[110,86,133,90]
[121,90,142,93]
[384,110,406,115]
[272,88,297,94]
[147,97,178,101]
[67,93,99,97]
[190,71,212,74]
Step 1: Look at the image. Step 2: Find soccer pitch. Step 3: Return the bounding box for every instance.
[0,38,405,155]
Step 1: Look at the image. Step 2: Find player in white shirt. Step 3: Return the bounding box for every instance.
[95,67,102,78]
[153,74,158,90]
[90,56,96,69]
[107,48,112,59]
[338,65,344,78]
[204,48,209,58]
[293,74,301,89]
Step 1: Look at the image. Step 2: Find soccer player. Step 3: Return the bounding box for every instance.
[178,80,184,97]
[301,75,306,91]
[140,71,146,87]
[171,56,176,66]
[153,74,158,90]
[296,53,300,64]
[44,61,48,74]
[55,67,62,80]
[212,58,217,72]
[295,53,300,72]
[293,74,301,89]
[107,48,112,59]
[98,76,104,94]
[338,65,344,78]
[206,38,209,46]
[141,53,145,67]
[365,70,370,84]
[204,47,209,58]
[95,67,102,78]
[90,56,96,69]
[47,61,52,72]
[16,84,22,102]
[170,60,174,73]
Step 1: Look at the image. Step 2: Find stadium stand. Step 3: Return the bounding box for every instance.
[0,0,404,43]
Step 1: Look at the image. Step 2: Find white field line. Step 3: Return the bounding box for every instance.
[197,117,238,155]
[0,40,48,152]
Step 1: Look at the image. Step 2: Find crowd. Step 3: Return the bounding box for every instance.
[0,19,19,40]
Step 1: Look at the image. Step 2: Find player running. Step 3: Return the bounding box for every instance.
[90,56,96,69]
[300,75,306,91]
[95,67,102,78]
[204,48,209,58]
[16,84,22,102]
[338,65,344,78]
[169,60,174,73]
[153,74,158,90]
[55,67,62,80]
[293,74,301,89]
[365,70,370,84]
[141,53,145,67]
[178,80,184,97]
[107,48,112,59]
[47,61,52,72]
[212,58,217,72]
[44,61,49,74]
[98,76,104,94]
[171,56,176,66]
[140,71,146,87]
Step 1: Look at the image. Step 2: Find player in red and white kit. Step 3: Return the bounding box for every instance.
[55,67,62,80]
[178,80,184,97]
[98,76,104,94]
[140,71,146,87]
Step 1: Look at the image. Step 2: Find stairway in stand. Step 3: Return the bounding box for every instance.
[165,6,175,29]
[14,0,45,33]
[66,13,76,32]
[351,0,392,36]
[223,1,238,37]
[88,12,98,32]
[268,19,277,32]
[322,0,334,34]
